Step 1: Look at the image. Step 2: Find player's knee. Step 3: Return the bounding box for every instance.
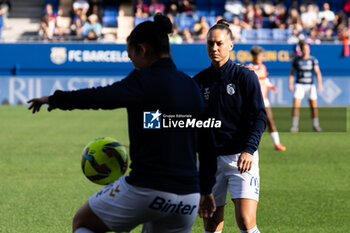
[236,214,256,231]
[204,219,224,232]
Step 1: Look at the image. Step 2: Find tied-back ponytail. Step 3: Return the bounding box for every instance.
[209,19,233,40]
[127,13,173,57]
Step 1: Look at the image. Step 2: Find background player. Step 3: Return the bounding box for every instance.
[28,14,216,233]
[247,46,286,151]
[194,20,266,233]
[289,40,323,132]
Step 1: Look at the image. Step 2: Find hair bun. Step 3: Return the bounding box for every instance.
[216,19,230,28]
[153,13,173,34]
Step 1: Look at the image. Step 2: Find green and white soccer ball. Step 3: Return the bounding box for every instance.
[81,137,128,185]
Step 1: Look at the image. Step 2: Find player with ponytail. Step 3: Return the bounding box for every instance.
[28,14,216,233]
[194,19,266,233]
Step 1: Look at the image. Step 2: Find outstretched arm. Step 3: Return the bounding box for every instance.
[27,96,56,114]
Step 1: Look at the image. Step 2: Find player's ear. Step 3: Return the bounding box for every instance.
[137,43,147,57]
[230,41,234,51]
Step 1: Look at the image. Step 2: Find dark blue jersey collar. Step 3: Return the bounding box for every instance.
[150,57,176,69]
[211,59,233,79]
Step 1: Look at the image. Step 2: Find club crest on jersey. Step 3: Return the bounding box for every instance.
[226,83,235,95]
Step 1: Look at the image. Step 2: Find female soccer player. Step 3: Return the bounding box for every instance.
[193,20,267,233]
[247,46,286,151]
[289,40,323,132]
[28,14,216,233]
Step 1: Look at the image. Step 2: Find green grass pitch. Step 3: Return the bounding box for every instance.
[0,106,349,233]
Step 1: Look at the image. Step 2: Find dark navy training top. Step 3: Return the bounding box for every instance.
[292,56,319,84]
[49,58,216,195]
[194,59,267,155]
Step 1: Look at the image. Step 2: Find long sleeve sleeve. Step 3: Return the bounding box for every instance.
[241,72,267,154]
[49,70,145,110]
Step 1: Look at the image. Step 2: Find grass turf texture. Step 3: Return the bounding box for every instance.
[0,106,349,233]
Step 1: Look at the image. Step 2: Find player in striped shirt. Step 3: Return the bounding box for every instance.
[289,40,323,132]
[247,46,286,151]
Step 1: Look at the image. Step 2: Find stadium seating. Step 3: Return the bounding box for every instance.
[256,28,273,42]
[102,6,119,27]
[241,29,257,42]
[272,28,293,42]
[178,15,195,31]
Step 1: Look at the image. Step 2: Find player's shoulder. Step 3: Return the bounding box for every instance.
[193,66,212,83]
[309,55,319,62]
[234,62,257,77]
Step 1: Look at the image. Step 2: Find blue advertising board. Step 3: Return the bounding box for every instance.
[0,43,349,105]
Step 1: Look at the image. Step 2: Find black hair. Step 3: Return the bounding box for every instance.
[250,46,264,56]
[127,13,173,57]
[208,19,233,40]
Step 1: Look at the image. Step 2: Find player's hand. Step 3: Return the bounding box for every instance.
[237,152,253,173]
[27,96,53,114]
[289,83,294,92]
[198,193,216,218]
[271,86,278,93]
[318,83,323,92]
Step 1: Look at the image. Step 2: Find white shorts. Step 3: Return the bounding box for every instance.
[213,152,260,207]
[294,83,317,100]
[89,176,200,233]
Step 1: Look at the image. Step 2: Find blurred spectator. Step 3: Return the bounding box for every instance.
[318,2,335,24]
[38,3,56,40]
[254,4,263,28]
[243,4,262,29]
[73,0,89,16]
[0,0,10,30]
[55,9,71,41]
[320,27,337,42]
[260,0,275,17]
[224,0,244,20]
[169,27,183,44]
[135,0,149,18]
[301,4,318,30]
[287,26,305,44]
[229,16,242,41]
[81,14,101,40]
[182,27,194,43]
[337,25,350,56]
[317,17,331,36]
[88,0,104,20]
[305,27,321,44]
[165,0,178,17]
[178,0,195,15]
[149,0,165,16]
[272,5,288,29]
[288,8,303,31]
[344,0,350,17]
[338,25,350,41]
[194,16,209,42]
[166,13,179,32]
[71,8,86,36]
[334,10,348,30]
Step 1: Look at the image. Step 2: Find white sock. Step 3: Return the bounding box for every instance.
[204,230,222,233]
[270,131,280,145]
[312,118,319,127]
[240,225,260,233]
[292,117,299,127]
[74,228,95,233]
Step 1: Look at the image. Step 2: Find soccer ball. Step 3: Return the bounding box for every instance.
[81,137,128,185]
